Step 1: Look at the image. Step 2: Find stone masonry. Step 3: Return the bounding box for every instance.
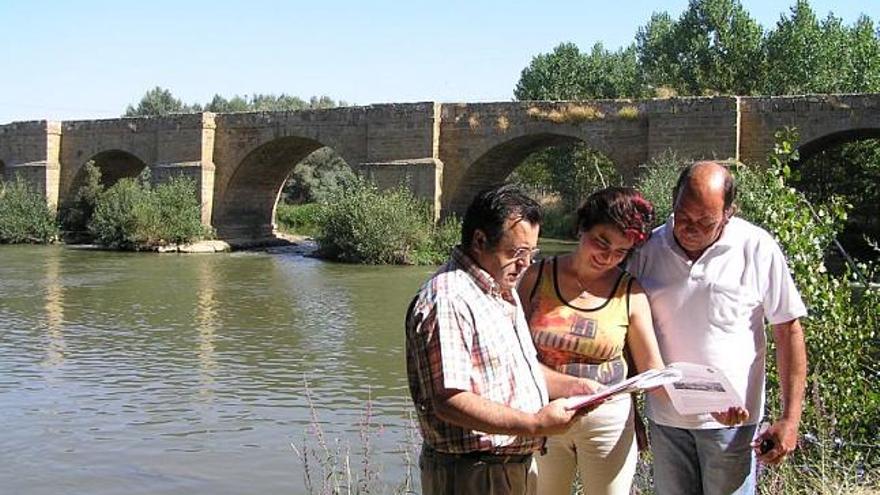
[0,94,877,243]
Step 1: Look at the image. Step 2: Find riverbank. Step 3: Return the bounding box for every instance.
[62,233,318,255]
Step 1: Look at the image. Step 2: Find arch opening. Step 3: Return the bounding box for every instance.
[214,136,353,242]
[0,159,6,182]
[59,150,148,233]
[446,133,621,240]
[793,129,880,266]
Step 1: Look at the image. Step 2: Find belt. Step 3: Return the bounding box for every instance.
[423,445,533,464]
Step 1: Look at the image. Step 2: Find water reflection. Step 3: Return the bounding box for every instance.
[41,247,66,369]
[0,245,430,495]
[195,257,218,402]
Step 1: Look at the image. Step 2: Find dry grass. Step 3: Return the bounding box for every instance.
[468,114,480,130]
[653,86,677,99]
[291,378,420,495]
[526,104,605,124]
[617,105,640,120]
[496,115,510,132]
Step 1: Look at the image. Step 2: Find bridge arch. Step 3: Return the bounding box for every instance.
[61,149,149,206]
[793,127,880,262]
[212,136,353,240]
[796,128,880,164]
[444,131,627,216]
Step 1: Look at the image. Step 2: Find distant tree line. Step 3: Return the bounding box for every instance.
[123,87,348,117]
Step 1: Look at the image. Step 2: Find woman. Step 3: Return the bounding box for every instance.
[517,187,663,495]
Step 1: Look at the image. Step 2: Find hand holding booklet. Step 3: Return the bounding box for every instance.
[563,362,744,415]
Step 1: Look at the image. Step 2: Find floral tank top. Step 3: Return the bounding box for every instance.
[526,257,634,386]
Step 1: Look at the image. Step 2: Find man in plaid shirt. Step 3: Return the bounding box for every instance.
[406,184,598,495]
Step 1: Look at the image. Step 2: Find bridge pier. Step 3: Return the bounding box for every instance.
[357,158,443,218]
[0,120,62,209]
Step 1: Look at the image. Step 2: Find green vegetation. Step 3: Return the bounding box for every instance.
[633,130,879,494]
[88,171,211,250]
[123,86,348,117]
[59,161,103,233]
[315,178,459,265]
[280,147,355,205]
[275,203,323,237]
[0,176,58,243]
[512,0,880,261]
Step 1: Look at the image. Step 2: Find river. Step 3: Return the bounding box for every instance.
[0,241,575,494]
[0,244,440,494]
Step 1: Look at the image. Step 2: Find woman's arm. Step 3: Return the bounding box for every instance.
[626,279,664,373]
[516,261,542,321]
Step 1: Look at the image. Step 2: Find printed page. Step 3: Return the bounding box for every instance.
[662,362,744,415]
[563,367,683,411]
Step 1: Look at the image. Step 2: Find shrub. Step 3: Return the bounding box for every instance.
[316,179,455,265]
[152,174,211,244]
[0,176,59,243]
[59,160,104,232]
[539,202,577,240]
[89,171,209,249]
[275,202,323,237]
[635,150,688,226]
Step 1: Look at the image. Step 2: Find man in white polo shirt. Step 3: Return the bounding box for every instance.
[628,161,807,495]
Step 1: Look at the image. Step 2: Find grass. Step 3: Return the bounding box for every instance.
[527,104,605,124]
[293,379,420,495]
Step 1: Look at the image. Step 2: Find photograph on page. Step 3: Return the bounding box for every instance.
[662,362,744,415]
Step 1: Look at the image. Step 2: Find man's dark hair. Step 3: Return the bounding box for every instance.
[460,184,543,250]
[672,161,737,212]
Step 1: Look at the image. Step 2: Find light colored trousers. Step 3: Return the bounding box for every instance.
[537,394,637,495]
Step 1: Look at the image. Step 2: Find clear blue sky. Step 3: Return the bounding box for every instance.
[0,0,876,124]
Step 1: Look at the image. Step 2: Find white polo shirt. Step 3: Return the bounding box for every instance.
[628,216,806,429]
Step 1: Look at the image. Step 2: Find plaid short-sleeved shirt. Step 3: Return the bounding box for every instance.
[405,247,549,455]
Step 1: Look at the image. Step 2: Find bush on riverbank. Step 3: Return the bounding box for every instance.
[89,171,211,250]
[0,176,59,243]
[634,130,879,493]
[59,161,103,233]
[315,179,459,265]
[275,202,323,237]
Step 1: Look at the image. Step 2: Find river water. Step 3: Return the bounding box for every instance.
[0,241,576,494]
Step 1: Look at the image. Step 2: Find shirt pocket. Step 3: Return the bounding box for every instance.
[707,282,758,331]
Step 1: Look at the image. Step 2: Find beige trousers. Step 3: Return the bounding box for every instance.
[536,394,637,495]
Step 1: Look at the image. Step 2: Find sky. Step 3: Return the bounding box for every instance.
[0,0,877,124]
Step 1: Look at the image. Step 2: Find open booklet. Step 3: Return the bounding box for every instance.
[563,362,743,414]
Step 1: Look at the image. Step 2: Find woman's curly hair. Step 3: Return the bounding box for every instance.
[575,187,655,247]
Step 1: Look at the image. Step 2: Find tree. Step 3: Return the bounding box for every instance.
[124,86,200,117]
[637,0,765,95]
[515,42,646,100]
[204,94,251,113]
[282,147,354,204]
[763,2,880,94]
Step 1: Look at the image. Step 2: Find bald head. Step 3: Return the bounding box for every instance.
[673,161,736,213]
[670,161,737,259]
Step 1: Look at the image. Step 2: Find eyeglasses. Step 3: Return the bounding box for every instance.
[509,246,541,262]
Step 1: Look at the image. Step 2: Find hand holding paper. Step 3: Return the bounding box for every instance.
[563,362,744,417]
[563,367,683,411]
[661,362,744,416]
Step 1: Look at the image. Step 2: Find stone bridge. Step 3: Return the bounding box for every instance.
[1,94,878,243]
